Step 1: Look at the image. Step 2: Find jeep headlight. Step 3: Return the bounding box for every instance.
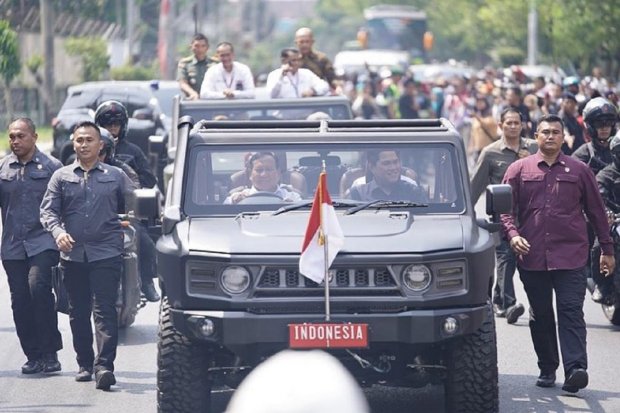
[402,264,432,292]
[220,266,251,294]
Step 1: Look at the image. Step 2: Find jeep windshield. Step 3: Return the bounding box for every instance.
[183,142,465,216]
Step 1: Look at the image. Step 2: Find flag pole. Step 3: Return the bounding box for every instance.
[321,160,331,321]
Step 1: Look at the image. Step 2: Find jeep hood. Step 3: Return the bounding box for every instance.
[187,213,463,254]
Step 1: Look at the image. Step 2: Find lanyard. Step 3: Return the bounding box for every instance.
[222,67,235,89]
[286,72,300,97]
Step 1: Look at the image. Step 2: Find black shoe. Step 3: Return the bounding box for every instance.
[506,303,525,324]
[536,371,556,388]
[95,369,116,391]
[75,366,93,382]
[42,353,61,373]
[21,359,44,375]
[562,368,588,393]
[493,304,506,318]
[141,281,160,302]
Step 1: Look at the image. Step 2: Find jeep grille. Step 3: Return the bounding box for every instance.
[257,266,398,297]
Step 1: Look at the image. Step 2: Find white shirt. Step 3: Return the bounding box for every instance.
[266,68,329,99]
[200,62,255,99]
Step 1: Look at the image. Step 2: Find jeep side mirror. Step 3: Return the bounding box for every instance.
[477,184,512,233]
[133,188,161,222]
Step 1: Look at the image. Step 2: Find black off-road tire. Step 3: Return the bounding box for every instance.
[157,297,212,413]
[444,303,499,413]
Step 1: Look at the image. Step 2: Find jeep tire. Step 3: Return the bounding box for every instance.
[157,297,212,413]
[444,303,499,413]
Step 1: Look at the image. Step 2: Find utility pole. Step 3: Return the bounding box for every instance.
[125,0,136,63]
[40,0,54,123]
[527,0,538,65]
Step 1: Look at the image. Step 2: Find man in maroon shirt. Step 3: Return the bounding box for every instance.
[501,114,615,393]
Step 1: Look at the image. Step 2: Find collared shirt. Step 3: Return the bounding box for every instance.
[176,55,217,94]
[224,185,302,204]
[200,62,255,100]
[40,161,137,262]
[0,148,61,260]
[265,68,329,99]
[300,50,336,86]
[501,152,613,271]
[348,179,429,203]
[470,136,538,203]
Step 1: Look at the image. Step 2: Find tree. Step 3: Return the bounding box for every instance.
[65,37,110,81]
[0,19,20,124]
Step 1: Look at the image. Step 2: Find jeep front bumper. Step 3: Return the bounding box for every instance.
[171,305,489,357]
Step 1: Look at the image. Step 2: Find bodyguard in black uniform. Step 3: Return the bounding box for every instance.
[0,118,62,374]
[40,121,136,390]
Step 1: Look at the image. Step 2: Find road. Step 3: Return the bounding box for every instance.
[1,267,620,412]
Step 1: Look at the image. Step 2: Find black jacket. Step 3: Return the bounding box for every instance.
[115,139,157,188]
[597,164,620,213]
[572,140,613,175]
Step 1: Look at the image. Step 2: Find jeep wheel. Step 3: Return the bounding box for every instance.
[157,297,212,413]
[444,303,498,413]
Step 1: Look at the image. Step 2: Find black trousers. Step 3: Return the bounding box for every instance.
[62,255,121,373]
[136,223,156,283]
[493,239,517,310]
[519,267,587,376]
[2,249,62,360]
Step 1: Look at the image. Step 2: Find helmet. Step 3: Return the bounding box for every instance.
[562,76,580,87]
[583,97,618,140]
[98,127,115,163]
[94,100,128,141]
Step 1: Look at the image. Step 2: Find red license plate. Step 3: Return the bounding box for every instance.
[288,322,369,349]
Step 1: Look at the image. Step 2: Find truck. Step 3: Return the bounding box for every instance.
[334,4,432,76]
[135,117,510,413]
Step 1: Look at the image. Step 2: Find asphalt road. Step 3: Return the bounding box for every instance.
[1,201,620,412]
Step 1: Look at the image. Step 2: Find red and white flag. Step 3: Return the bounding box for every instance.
[299,172,344,283]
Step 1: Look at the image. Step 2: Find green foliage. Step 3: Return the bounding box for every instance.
[25,54,44,75]
[0,19,20,86]
[65,37,109,82]
[495,46,526,67]
[110,64,156,80]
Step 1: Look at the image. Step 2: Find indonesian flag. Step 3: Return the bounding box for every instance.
[299,172,344,283]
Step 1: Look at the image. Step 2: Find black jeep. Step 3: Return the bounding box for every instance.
[136,118,510,413]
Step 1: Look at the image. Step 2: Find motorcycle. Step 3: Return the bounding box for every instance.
[117,214,146,328]
[588,212,620,326]
[52,213,146,328]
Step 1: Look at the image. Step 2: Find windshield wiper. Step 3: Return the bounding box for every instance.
[272,200,359,216]
[345,200,428,215]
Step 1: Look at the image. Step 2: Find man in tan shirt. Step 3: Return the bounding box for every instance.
[470,107,537,324]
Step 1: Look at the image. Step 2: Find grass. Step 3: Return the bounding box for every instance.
[0,126,53,154]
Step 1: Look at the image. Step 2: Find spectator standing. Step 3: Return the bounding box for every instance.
[266,48,329,99]
[294,27,336,89]
[200,42,255,100]
[0,118,63,375]
[470,108,537,324]
[40,121,137,390]
[559,93,586,155]
[177,33,216,100]
[398,77,419,119]
[501,114,614,393]
[469,95,498,163]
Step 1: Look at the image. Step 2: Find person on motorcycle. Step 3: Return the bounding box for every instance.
[572,97,617,175]
[95,101,160,303]
[595,134,620,304]
[98,129,139,186]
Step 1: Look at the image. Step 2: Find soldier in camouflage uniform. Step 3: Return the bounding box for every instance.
[177,33,217,100]
[294,27,336,90]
